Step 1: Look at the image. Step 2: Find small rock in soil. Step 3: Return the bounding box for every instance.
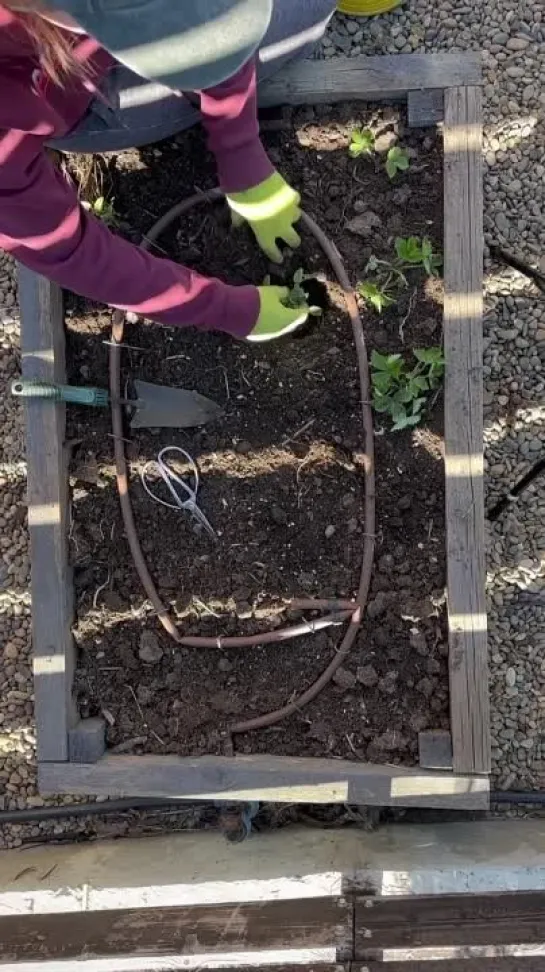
[138,630,163,664]
[367,592,388,619]
[377,729,408,751]
[218,656,233,673]
[325,524,336,539]
[409,629,428,655]
[235,440,252,455]
[379,671,398,695]
[374,130,397,153]
[270,504,288,526]
[357,664,379,687]
[416,677,434,698]
[332,667,357,691]
[136,686,153,706]
[346,211,382,238]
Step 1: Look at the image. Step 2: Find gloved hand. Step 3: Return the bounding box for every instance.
[247,286,308,343]
[226,172,302,263]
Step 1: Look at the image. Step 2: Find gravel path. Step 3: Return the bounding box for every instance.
[1,3,544,845]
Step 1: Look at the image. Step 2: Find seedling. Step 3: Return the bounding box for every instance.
[357,280,395,314]
[285,268,323,316]
[349,128,375,159]
[84,195,119,228]
[395,236,442,276]
[371,346,445,431]
[385,146,410,179]
[357,237,442,315]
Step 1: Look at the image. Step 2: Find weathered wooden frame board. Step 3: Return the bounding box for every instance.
[18,267,77,763]
[259,51,481,106]
[443,86,489,775]
[38,753,489,808]
[20,52,488,805]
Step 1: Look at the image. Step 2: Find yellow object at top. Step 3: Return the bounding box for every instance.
[337,0,401,14]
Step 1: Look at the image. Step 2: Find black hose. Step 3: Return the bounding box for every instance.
[490,791,545,806]
[0,798,207,825]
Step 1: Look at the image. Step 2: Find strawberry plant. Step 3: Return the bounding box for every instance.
[395,236,442,276]
[84,195,119,228]
[371,347,445,431]
[357,280,395,314]
[349,128,375,159]
[285,268,323,316]
[385,146,410,179]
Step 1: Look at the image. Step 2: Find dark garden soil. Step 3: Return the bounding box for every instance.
[67,103,448,764]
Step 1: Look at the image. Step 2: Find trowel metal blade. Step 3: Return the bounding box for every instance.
[130,380,223,429]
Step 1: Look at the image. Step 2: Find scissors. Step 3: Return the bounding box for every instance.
[140,446,217,541]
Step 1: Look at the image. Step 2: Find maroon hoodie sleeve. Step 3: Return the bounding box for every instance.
[0,129,259,337]
[198,57,274,194]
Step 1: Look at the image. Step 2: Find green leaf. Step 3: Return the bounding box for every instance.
[372,371,394,394]
[293,268,304,286]
[371,350,403,375]
[394,386,414,404]
[373,396,392,414]
[408,375,429,393]
[420,237,443,276]
[385,146,410,179]
[413,347,445,366]
[357,280,394,314]
[391,412,421,431]
[395,236,423,264]
[349,127,375,158]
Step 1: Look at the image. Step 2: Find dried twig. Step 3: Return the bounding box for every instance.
[92,569,111,609]
[127,685,165,747]
[282,418,316,448]
[399,286,417,343]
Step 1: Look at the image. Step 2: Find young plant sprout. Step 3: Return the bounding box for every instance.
[385,146,410,179]
[395,236,442,276]
[357,237,442,314]
[371,347,445,431]
[349,128,375,159]
[83,195,119,228]
[285,268,323,316]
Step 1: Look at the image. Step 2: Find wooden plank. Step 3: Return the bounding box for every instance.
[359,959,545,972]
[418,730,453,770]
[443,86,489,775]
[18,266,76,762]
[0,897,351,963]
[407,88,444,127]
[259,52,481,107]
[354,891,545,952]
[39,754,489,808]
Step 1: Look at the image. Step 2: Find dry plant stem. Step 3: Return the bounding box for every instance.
[109,190,375,729]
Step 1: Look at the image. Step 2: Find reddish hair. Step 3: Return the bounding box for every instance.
[3,1,90,84]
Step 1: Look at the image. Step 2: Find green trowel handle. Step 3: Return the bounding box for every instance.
[11,379,109,408]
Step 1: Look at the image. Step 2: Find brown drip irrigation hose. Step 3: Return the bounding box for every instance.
[109,190,375,735]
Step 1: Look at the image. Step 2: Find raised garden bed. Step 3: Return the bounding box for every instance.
[20,52,489,807]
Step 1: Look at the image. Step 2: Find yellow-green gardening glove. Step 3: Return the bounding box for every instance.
[226,172,302,263]
[247,286,308,343]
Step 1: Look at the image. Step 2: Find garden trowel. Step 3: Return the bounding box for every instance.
[11,378,223,429]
